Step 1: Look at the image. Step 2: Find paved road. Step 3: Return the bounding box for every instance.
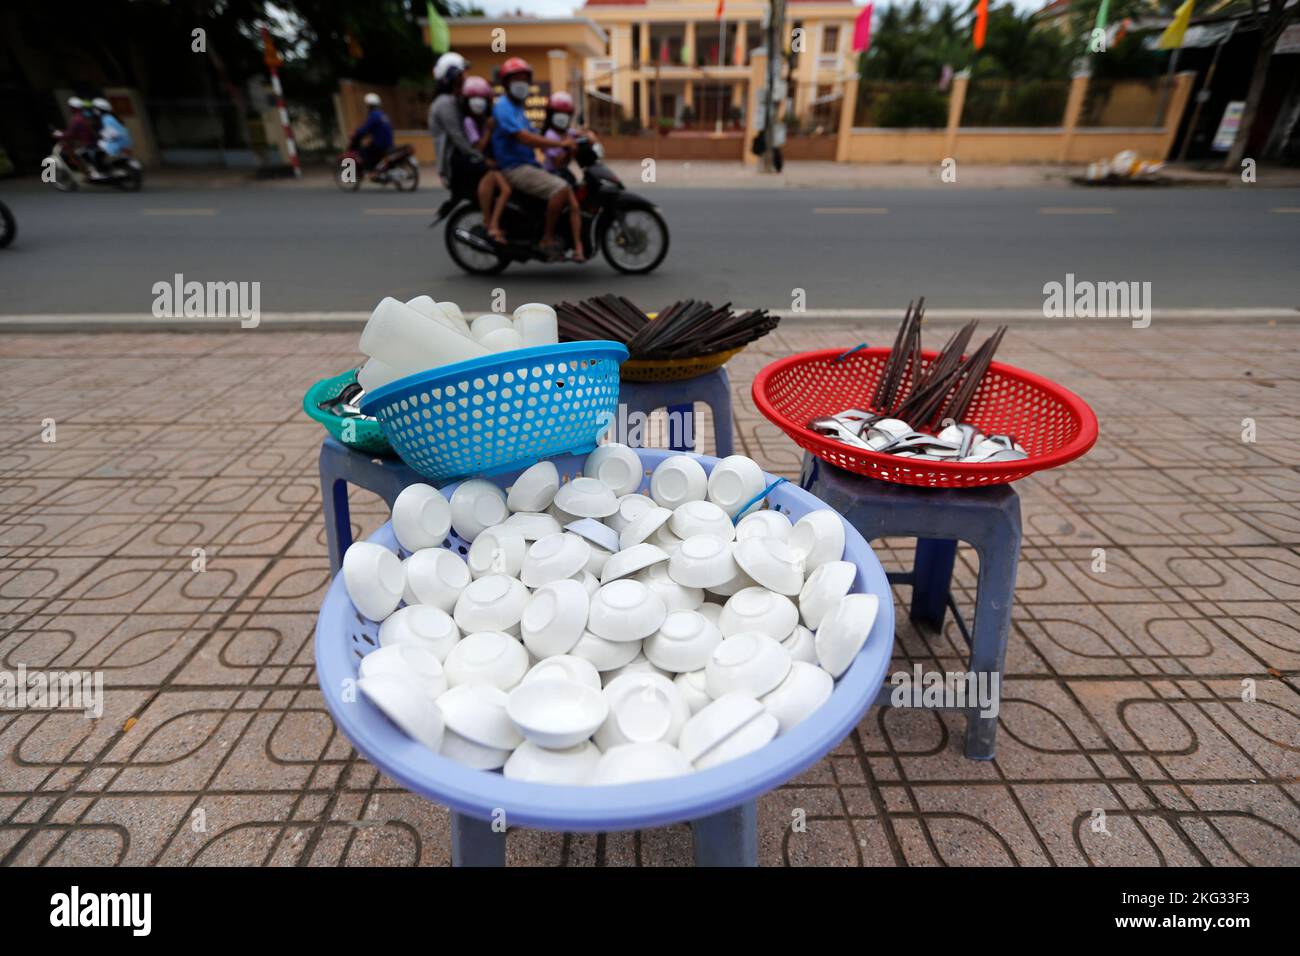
[2,178,1298,315]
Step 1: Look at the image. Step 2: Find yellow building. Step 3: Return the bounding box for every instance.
[580,0,861,129]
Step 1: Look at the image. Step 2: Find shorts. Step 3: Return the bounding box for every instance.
[503,164,569,200]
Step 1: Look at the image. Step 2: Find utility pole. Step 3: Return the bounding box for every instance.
[763,0,786,172]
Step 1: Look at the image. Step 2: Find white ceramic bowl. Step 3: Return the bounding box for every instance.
[704,562,756,598]
[636,561,704,612]
[618,505,672,550]
[583,545,613,578]
[554,476,619,519]
[705,632,792,699]
[449,480,509,542]
[600,542,669,584]
[674,669,713,715]
[782,624,818,665]
[403,547,471,612]
[607,493,657,536]
[696,602,724,629]
[359,673,446,752]
[507,678,609,750]
[359,642,448,698]
[692,708,778,770]
[789,509,847,573]
[504,740,601,785]
[599,652,670,686]
[815,593,879,678]
[733,537,805,596]
[453,574,528,635]
[466,525,527,579]
[569,630,643,672]
[443,630,530,690]
[564,517,620,554]
[585,443,645,497]
[588,578,667,642]
[391,484,452,552]
[798,560,857,630]
[440,730,512,770]
[523,654,603,691]
[734,509,793,543]
[590,742,694,785]
[343,541,405,621]
[507,461,560,513]
[669,500,735,542]
[668,535,738,589]
[706,455,768,518]
[719,586,799,640]
[762,661,834,734]
[438,683,522,752]
[677,693,768,766]
[649,523,685,554]
[503,511,563,541]
[378,604,461,661]
[644,609,724,673]
[520,532,591,588]
[649,455,708,509]
[595,671,691,750]
[575,569,600,597]
[520,578,590,659]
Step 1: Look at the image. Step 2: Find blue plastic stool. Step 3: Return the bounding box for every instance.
[799,453,1021,760]
[618,367,734,456]
[319,438,420,575]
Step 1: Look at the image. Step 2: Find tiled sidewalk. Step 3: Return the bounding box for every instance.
[1,322,1297,866]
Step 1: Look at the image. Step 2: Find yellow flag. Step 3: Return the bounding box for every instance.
[1156,0,1194,50]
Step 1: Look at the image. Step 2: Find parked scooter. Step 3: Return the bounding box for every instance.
[48,131,143,192]
[336,144,419,191]
[434,137,669,275]
[0,200,14,248]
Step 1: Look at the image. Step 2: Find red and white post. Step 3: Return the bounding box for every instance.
[262,27,301,177]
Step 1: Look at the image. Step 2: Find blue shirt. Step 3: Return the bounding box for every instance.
[99,114,133,155]
[357,108,393,151]
[491,96,538,170]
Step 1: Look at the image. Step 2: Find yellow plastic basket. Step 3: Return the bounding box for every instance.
[620,347,744,382]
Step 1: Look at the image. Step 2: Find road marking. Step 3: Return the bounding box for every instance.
[363,208,439,216]
[141,208,217,216]
[1272,207,1300,214]
[813,207,889,215]
[1038,206,1116,215]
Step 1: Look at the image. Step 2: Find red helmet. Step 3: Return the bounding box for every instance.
[462,75,493,99]
[499,57,532,80]
[547,91,574,113]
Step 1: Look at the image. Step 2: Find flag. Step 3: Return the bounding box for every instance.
[659,37,670,64]
[1093,0,1110,37]
[853,4,874,52]
[681,43,692,66]
[1155,0,1193,49]
[973,0,989,51]
[260,27,282,70]
[716,0,725,18]
[426,0,449,55]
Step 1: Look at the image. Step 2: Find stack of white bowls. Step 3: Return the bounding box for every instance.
[343,446,878,787]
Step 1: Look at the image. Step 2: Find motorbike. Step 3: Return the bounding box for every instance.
[434,137,669,275]
[48,132,143,192]
[0,200,14,248]
[336,144,419,192]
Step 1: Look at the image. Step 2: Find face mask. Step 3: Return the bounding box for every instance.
[468,98,487,115]
[551,113,570,130]
[508,81,530,102]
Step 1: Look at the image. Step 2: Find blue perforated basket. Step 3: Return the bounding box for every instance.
[359,341,629,482]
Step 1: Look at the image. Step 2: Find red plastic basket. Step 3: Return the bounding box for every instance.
[753,347,1099,488]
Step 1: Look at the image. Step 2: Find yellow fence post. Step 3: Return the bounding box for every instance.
[836,73,858,163]
[945,72,969,159]
[1059,72,1089,163]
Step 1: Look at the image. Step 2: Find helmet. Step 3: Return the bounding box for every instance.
[547,91,574,113]
[434,52,467,83]
[67,96,85,109]
[462,75,493,99]
[92,97,112,112]
[363,92,381,107]
[499,57,532,81]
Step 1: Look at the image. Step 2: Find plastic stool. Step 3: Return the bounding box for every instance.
[618,367,734,456]
[799,453,1021,760]
[448,801,757,867]
[319,437,420,575]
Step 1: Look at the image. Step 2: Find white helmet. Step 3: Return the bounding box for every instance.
[92,97,112,112]
[67,96,85,109]
[363,92,381,107]
[434,52,467,83]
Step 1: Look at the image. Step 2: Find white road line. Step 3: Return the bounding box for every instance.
[1039,206,1116,215]
[813,207,889,214]
[1272,207,1300,214]
[141,208,218,216]
[363,208,439,216]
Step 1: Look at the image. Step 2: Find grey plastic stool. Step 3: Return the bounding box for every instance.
[799,453,1021,760]
[618,367,734,457]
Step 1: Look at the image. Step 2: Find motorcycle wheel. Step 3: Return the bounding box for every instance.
[115,164,143,192]
[335,163,361,192]
[52,160,77,192]
[600,207,669,275]
[0,201,15,249]
[445,205,509,276]
[392,159,419,192]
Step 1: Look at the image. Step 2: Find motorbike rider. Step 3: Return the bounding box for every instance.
[490,58,583,263]
[541,92,600,188]
[350,92,394,171]
[428,52,481,188]
[461,75,511,243]
[91,97,133,165]
[62,97,102,178]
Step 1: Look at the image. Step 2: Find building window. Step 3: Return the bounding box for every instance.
[822,25,840,54]
[632,24,641,67]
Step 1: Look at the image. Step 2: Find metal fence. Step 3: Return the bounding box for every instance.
[854,81,950,128]
[960,79,1071,128]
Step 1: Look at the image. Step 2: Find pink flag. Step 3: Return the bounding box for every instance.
[853,4,874,52]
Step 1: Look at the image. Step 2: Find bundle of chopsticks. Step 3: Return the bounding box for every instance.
[870,298,1007,431]
[555,295,779,361]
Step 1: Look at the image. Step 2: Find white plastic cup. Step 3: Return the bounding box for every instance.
[357,357,402,392]
[436,301,473,336]
[360,297,488,376]
[471,312,514,342]
[514,302,558,347]
[480,327,525,353]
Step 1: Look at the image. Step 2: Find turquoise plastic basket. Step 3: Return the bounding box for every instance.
[358,341,629,482]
